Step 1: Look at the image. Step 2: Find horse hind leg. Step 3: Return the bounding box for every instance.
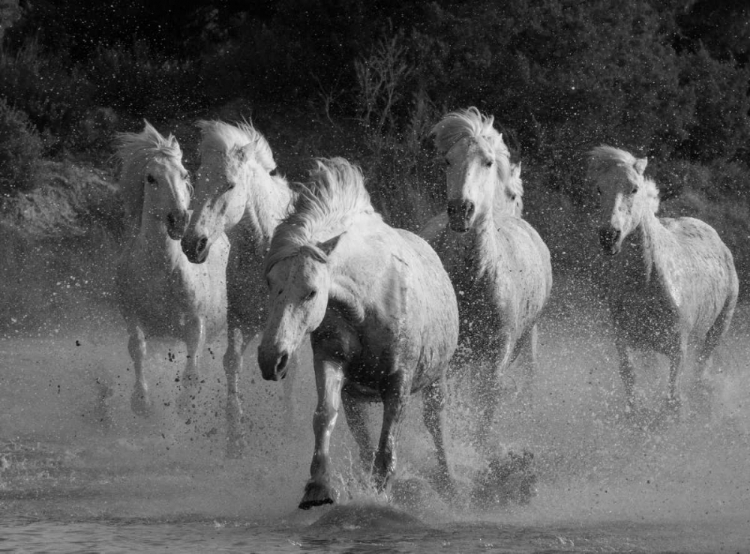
[128,324,152,416]
[372,374,409,494]
[422,377,455,500]
[691,307,734,415]
[517,325,538,405]
[342,387,375,473]
[223,325,254,459]
[177,316,206,415]
[665,335,688,414]
[614,335,636,417]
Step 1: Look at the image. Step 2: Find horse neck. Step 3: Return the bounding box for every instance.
[616,206,662,285]
[136,213,183,266]
[234,174,292,251]
[470,202,503,279]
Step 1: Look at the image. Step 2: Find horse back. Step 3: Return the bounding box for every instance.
[326,224,459,396]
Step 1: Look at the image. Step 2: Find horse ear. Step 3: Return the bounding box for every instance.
[318,234,343,256]
[634,157,648,175]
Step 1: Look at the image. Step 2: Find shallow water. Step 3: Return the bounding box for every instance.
[1,283,749,553]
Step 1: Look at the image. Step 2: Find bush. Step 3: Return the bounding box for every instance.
[0,98,43,197]
[0,38,94,147]
[86,41,205,120]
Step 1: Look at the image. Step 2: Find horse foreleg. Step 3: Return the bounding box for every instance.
[614,335,636,416]
[282,350,299,429]
[300,355,344,510]
[127,324,151,416]
[223,325,252,458]
[517,325,539,403]
[475,341,512,454]
[423,376,455,499]
[342,387,374,472]
[666,335,687,413]
[373,374,408,493]
[178,316,206,414]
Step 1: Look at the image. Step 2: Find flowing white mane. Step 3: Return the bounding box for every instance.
[588,145,660,213]
[115,120,185,222]
[196,119,277,172]
[266,158,377,273]
[432,107,515,197]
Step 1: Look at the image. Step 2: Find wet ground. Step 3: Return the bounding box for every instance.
[0,279,748,552]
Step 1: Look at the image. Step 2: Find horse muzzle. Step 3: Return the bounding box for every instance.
[598,226,621,255]
[258,347,289,381]
[447,199,475,233]
[166,210,189,241]
[181,234,209,264]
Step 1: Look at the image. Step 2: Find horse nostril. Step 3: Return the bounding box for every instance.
[276,352,289,374]
[462,201,475,219]
[599,227,620,249]
[197,236,208,254]
[167,213,176,228]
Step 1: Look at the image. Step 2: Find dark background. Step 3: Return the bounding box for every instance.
[2,0,750,327]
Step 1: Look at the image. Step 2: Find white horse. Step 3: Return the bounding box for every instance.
[588,145,738,416]
[421,107,552,452]
[115,121,229,416]
[180,120,297,458]
[258,158,459,509]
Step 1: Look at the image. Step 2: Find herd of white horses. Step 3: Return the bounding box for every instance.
[113,107,738,509]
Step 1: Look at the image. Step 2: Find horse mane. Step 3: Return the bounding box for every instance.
[588,145,660,214]
[115,120,184,222]
[265,157,378,273]
[432,107,513,199]
[196,119,277,172]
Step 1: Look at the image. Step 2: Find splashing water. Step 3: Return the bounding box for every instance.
[0,278,748,552]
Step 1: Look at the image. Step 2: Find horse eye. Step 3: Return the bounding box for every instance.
[270,168,278,177]
[305,290,317,301]
[631,185,639,194]
[146,174,156,184]
[444,157,450,166]
[484,160,493,168]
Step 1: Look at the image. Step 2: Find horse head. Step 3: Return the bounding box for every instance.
[181,120,280,264]
[433,108,512,233]
[588,146,655,255]
[116,121,191,241]
[141,155,192,240]
[258,237,340,381]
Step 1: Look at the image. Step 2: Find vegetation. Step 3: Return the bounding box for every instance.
[1,0,750,325]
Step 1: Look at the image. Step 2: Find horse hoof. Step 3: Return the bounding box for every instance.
[299,481,338,510]
[130,392,153,417]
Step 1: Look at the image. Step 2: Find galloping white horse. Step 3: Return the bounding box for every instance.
[258,158,459,509]
[588,146,738,415]
[421,107,552,452]
[115,121,228,416]
[180,120,297,457]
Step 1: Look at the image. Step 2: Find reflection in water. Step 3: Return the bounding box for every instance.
[0,284,749,552]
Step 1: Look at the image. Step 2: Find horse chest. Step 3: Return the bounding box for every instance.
[608,264,679,348]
